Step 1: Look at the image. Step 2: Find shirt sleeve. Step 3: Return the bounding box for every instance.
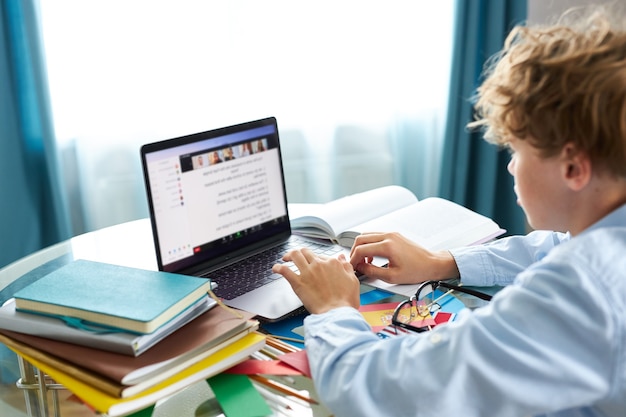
[304,242,615,417]
[449,230,569,287]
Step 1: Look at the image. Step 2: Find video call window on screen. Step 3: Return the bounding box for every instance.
[183,138,269,172]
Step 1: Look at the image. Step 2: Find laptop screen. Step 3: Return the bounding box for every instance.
[141,117,291,273]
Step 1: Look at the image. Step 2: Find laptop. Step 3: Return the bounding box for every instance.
[140,117,350,321]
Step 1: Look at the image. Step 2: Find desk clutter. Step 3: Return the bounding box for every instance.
[0,182,503,416]
[0,256,479,416]
[0,259,330,416]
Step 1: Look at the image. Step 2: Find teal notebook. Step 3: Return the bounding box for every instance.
[13,259,213,334]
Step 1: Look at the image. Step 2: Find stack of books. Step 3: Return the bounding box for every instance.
[0,259,265,416]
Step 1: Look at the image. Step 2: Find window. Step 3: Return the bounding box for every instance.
[40,0,455,233]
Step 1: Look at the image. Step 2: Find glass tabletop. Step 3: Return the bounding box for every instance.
[0,218,332,417]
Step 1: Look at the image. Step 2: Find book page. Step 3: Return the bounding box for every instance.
[344,197,503,249]
[290,186,418,240]
[357,198,505,296]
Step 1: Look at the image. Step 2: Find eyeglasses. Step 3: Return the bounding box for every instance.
[391,280,493,334]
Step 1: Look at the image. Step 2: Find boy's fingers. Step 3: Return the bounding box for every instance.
[272,263,298,281]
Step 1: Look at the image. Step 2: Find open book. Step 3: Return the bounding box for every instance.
[289,185,505,250]
[289,186,506,296]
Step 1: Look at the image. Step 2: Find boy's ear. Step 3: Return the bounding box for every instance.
[561,143,591,191]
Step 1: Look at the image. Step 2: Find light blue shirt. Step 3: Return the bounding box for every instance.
[304,203,626,417]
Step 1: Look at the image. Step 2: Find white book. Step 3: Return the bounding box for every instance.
[289,185,505,296]
[0,296,215,356]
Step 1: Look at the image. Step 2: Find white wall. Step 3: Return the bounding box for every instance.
[528,0,622,23]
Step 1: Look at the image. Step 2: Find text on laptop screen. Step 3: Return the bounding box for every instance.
[143,122,289,272]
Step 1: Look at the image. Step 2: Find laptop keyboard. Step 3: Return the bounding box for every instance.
[208,236,344,300]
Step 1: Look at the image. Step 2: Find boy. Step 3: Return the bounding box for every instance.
[272,8,626,417]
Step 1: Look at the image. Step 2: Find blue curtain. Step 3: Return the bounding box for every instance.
[439,0,527,236]
[0,1,70,268]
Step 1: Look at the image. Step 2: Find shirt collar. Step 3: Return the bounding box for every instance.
[580,202,626,236]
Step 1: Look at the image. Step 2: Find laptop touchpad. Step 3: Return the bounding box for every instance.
[225,278,303,322]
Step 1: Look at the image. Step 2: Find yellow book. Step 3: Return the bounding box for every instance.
[0,319,259,398]
[7,332,266,417]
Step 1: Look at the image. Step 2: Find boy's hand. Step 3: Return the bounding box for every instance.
[349,232,460,284]
[272,249,360,314]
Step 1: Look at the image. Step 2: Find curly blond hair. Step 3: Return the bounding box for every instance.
[469,6,626,177]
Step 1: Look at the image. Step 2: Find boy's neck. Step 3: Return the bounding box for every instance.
[568,175,626,236]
